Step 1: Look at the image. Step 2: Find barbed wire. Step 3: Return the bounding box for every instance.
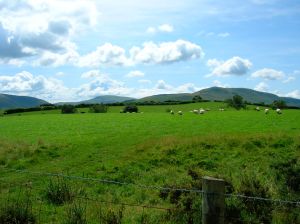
[1,167,300,206]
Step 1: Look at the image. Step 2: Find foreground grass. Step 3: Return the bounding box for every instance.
[0,104,299,223]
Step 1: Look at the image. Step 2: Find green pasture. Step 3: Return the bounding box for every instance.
[0,102,299,223]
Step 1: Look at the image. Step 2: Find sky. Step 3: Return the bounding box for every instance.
[0,0,300,103]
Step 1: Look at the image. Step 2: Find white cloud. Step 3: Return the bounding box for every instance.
[285,90,300,99]
[293,70,300,75]
[207,56,252,77]
[81,70,105,79]
[0,71,73,102]
[146,24,174,34]
[155,80,173,90]
[282,76,295,83]
[218,32,230,38]
[55,72,65,77]
[251,68,285,80]
[126,70,145,78]
[130,40,204,65]
[79,43,131,67]
[158,24,174,33]
[213,80,230,88]
[175,83,201,93]
[254,82,269,92]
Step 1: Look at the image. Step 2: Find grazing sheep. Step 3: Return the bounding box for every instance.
[193,109,199,114]
[219,108,225,111]
[199,109,205,114]
[264,108,269,114]
[256,106,260,111]
[178,111,183,115]
[276,108,282,114]
[170,110,174,115]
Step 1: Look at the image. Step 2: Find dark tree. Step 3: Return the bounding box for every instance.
[89,104,108,113]
[192,95,203,102]
[61,105,77,114]
[271,100,286,109]
[122,105,138,113]
[226,95,246,110]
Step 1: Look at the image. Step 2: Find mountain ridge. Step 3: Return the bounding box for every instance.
[1,87,300,109]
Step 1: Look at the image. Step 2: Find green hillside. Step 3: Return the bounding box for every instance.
[0,93,48,109]
[82,95,135,104]
[138,93,193,102]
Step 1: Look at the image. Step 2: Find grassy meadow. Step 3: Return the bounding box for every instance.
[0,102,300,223]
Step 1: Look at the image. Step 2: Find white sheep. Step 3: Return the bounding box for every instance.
[170,110,174,115]
[256,106,260,111]
[264,108,269,114]
[276,108,282,114]
[178,111,183,115]
[219,108,225,111]
[193,109,199,114]
[199,109,205,114]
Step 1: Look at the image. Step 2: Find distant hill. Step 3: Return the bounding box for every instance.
[56,95,136,105]
[137,87,300,107]
[0,93,48,109]
[138,93,192,102]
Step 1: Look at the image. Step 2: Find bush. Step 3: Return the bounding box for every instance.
[122,105,138,113]
[0,197,35,224]
[61,105,77,114]
[99,207,124,224]
[65,202,87,224]
[45,178,74,205]
[226,95,246,110]
[89,104,108,113]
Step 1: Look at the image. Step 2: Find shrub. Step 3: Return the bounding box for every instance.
[65,202,87,224]
[45,178,74,205]
[226,95,246,110]
[99,207,124,224]
[89,104,108,113]
[61,105,77,114]
[122,105,138,113]
[0,197,35,224]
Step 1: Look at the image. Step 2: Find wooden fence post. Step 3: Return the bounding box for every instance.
[202,176,225,224]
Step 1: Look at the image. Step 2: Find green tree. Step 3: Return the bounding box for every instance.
[61,105,77,114]
[122,105,138,113]
[89,104,108,113]
[226,95,246,110]
[192,95,202,102]
[271,100,286,109]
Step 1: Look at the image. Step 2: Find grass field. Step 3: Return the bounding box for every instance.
[0,102,299,223]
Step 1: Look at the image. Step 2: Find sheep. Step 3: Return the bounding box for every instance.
[276,108,282,114]
[170,110,174,115]
[178,111,183,115]
[264,108,269,114]
[255,106,260,111]
[205,108,210,111]
[199,109,205,114]
[219,108,225,111]
[193,109,199,114]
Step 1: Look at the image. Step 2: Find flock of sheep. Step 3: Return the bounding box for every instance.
[169,106,283,115]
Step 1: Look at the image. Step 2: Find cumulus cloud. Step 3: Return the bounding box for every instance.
[126,70,145,78]
[254,82,269,92]
[285,90,300,99]
[79,43,131,67]
[0,71,73,102]
[158,24,174,32]
[0,23,31,58]
[251,68,285,80]
[207,56,252,77]
[130,40,204,65]
[155,80,173,90]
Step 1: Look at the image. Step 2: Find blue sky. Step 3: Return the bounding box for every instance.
[0,0,299,102]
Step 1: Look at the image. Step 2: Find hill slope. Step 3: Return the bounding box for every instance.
[82,95,135,104]
[0,94,48,109]
[137,87,300,107]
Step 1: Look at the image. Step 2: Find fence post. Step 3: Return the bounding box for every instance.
[202,176,225,224]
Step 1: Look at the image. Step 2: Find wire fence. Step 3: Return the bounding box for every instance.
[0,167,299,223]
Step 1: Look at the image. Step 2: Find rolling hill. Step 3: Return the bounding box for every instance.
[56,95,136,105]
[138,87,300,107]
[0,93,48,109]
